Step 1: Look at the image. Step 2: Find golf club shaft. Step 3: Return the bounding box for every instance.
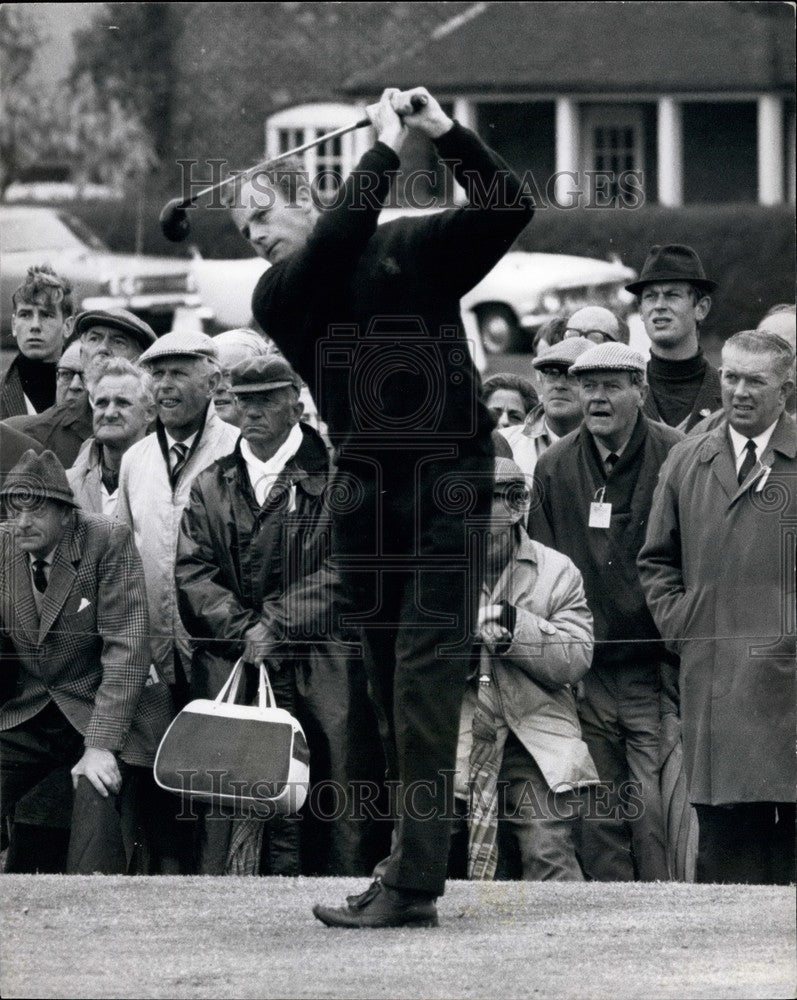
[184,94,428,206]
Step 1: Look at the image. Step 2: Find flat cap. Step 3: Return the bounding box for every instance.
[493,456,527,486]
[0,449,77,508]
[229,355,302,394]
[569,342,647,376]
[69,308,157,350]
[532,336,594,370]
[138,329,218,365]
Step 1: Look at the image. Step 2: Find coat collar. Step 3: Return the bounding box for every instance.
[223,424,328,498]
[698,411,796,503]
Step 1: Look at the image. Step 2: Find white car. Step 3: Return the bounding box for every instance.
[461,250,638,355]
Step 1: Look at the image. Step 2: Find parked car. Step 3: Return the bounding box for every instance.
[461,250,638,355]
[0,205,211,345]
[187,249,269,333]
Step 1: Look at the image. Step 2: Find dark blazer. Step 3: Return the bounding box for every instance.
[3,395,94,468]
[0,510,171,765]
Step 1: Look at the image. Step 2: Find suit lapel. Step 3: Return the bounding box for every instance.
[38,519,82,644]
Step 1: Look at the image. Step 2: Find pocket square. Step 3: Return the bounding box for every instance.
[77,598,91,612]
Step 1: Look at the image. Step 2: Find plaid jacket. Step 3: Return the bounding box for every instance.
[0,355,31,420]
[0,511,172,765]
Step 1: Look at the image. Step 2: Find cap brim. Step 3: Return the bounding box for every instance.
[231,380,298,393]
[625,277,717,295]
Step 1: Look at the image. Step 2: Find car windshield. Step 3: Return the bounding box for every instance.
[1,211,110,254]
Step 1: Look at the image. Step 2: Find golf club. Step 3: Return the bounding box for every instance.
[160,94,428,242]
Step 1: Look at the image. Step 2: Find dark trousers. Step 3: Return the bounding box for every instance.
[333,451,492,896]
[576,659,669,881]
[695,802,796,885]
[1,700,130,874]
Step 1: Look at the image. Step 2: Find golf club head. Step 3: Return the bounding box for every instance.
[160,198,192,243]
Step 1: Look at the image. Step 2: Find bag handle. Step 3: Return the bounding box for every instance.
[257,660,277,710]
[215,658,246,706]
[214,658,279,713]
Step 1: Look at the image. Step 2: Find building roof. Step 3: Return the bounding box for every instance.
[344,1,795,95]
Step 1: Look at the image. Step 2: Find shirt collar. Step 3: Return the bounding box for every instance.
[592,433,632,463]
[165,429,198,453]
[727,419,780,462]
[28,548,56,569]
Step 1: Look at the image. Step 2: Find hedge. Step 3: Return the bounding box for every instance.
[38,196,796,342]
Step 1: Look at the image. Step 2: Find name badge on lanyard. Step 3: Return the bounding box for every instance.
[589,486,612,529]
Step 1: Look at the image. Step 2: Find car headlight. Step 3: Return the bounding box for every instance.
[541,291,563,313]
[119,275,139,297]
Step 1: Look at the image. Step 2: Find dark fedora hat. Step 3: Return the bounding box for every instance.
[625,244,717,295]
[0,449,77,508]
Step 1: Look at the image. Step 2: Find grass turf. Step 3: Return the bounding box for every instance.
[1,876,794,999]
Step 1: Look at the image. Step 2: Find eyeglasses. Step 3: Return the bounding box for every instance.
[564,329,616,344]
[537,367,576,382]
[55,368,85,385]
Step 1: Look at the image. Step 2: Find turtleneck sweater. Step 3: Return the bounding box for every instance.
[16,354,57,412]
[647,349,708,427]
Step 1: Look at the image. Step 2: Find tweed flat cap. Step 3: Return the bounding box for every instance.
[69,308,157,350]
[493,456,527,486]
[0,449,77,507]
[229,355,302,394]
[532,337,594,370]
[569,342,647,375]
[138,330,218,365]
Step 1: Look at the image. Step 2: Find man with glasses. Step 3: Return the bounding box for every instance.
[1,265,73,419]
[564,306,630,346]
[54,342,85,407]
[4,309,156,467]
[501,338,593,478]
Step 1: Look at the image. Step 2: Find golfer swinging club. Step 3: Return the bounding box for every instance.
[232,86,534,927]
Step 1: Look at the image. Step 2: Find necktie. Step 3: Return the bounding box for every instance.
[32,559,48,593]
[737,439,757,485]
[605,452,619,475]
[170,442,189,482]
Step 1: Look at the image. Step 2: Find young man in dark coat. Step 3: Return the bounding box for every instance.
[0,266,73,420]
[529,343,683,882]
[231,86,533,926]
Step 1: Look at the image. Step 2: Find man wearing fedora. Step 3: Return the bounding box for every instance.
[0,449,171,873]
[626,244,722,433]
[3,308,157,467]
[529,343,683,881]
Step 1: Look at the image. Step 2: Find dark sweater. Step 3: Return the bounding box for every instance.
[644,349,722,431]
[529,413,684,667]
[252,121,534,455]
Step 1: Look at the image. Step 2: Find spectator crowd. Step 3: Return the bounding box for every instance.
[1,160,794,891]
